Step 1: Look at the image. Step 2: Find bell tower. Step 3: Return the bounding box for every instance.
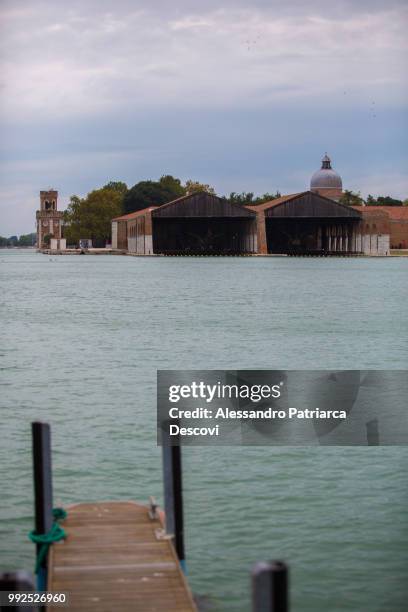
[36,189,63,249]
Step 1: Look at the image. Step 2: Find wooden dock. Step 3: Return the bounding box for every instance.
[47,501,196,612]
[1,421,289,612]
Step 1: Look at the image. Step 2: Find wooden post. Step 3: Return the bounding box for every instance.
[162,422,185,572]
[252,561,289,612]
[0,571,35,611]
[366,418,380,445]
[32,421,53,590]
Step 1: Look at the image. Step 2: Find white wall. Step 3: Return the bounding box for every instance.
[111,222,118,249]
[362,233,390,255]
[49,238,66,250]
[128,237,136,253]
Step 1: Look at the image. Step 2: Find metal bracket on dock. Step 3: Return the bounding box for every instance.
[155,528,174,541]
[148,496,158,520]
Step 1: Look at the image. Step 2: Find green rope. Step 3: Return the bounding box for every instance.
[29,508,67,573]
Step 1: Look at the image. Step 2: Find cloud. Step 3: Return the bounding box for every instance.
[0,0,407,234]
[0,1,407,121]
[352,173,408,200]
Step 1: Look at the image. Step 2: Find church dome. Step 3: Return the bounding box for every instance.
[310,154,342,191]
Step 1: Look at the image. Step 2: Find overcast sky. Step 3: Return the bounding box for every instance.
[1,0,407,235]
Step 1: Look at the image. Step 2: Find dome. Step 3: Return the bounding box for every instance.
[310,154,342,191]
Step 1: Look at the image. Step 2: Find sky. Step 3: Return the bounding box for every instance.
[0,0,407,235]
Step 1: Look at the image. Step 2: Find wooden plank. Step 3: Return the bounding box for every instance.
[47,502,196,612]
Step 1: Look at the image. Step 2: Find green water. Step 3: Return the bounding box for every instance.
[1,249,407,611]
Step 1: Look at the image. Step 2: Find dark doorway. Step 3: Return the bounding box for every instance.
[153,218,256,255]
[266,218,358,255]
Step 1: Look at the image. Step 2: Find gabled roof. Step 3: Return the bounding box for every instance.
[247,191,361,218]
[112,206,158,221]
[152,191,256,218]
[246,193,304,212]
[150,192,196,213]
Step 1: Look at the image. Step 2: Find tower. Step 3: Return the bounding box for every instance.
[36,189,63,249]
[310,154,343,201]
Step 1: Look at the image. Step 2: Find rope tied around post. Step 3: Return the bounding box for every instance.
[29,507,67,573]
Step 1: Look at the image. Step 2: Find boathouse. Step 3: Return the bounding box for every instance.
[112,190,390,256]
[112,192,257,255]
[247,191,389,256]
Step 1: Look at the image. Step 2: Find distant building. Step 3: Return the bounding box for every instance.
[112,194,257,255]
[362,206,408,249]
[247,191,390,255]
[112,190,390,256]
[111,157,394,256]
[36,189,63,249]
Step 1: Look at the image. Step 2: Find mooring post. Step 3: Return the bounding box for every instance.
[162,421,185,572]
[252,560,289,612]
[32,421,53,590]
[366,418,380,445]
[0,571,35,611]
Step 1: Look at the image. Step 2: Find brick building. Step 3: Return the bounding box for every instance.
[112,193,257,255]
[353,207,391,256]
[248,191,390,256]
[36,189,63,249]
[362,206,408,249]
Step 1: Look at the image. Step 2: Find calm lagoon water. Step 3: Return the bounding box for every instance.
[1,249,407,611]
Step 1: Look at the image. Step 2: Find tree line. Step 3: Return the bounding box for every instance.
[0,233,36,247]
[340,191,407,207]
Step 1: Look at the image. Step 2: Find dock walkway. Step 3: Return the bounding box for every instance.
[48,501,196,612]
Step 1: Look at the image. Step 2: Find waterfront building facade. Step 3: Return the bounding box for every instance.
[361,206,408,249]
[112,193,257,255]
[246,191,386,255]
[111,156,392,256]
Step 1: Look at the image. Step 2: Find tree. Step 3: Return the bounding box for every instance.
[123,175,220,213]
[376,196,403,206]
[43,233,54,246]
[366,194,403,206]
[339,190,364,206]
[184,180,215,195]
[124,176,184,214]
[228,192,255,205]
[18,233,36,246]
[124,181,171,213]
[63,196,82,245]
[63,188,123,246]
[159,175,185,198]
[103,181,128,195]
[227,191,280,206]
